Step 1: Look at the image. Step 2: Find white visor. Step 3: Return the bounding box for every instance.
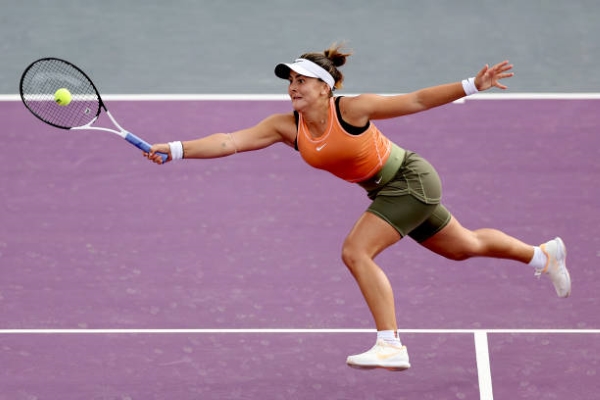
[274,58,335,90]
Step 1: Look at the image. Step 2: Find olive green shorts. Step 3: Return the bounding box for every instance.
[365,151,452,243]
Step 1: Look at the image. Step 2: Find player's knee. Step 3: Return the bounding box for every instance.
[442,231,484,261]
[340,243,356,269]
[442,240,482,261]
[341,241,366,272]
[443,250,471,261]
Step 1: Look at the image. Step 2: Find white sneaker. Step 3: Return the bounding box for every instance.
[346,339,411,371]
[536,237,571,298]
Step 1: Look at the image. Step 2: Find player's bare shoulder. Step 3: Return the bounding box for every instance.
[337,94,377,126]
[266,112,297,147]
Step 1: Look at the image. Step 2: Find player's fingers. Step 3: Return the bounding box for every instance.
[490,60,508,71]
[143,149,163,164]
[476,64,489,80]
[152,154,165,164]
[150,143,169,154]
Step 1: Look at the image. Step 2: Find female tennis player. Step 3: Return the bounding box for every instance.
[145,44,571,371]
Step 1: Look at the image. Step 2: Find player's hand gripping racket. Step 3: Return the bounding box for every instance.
[19,57,168,163]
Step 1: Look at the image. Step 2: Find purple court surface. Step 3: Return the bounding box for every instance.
[1,97,599,399]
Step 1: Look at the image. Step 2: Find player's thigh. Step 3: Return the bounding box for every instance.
[346,193,445,259]
[418,216,477,260]
[344,212,401,259]
[367,193,441,245]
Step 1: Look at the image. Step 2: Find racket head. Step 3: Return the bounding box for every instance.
[20,57,103,129]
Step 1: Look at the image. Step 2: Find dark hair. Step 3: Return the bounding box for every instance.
[300,42,352,90]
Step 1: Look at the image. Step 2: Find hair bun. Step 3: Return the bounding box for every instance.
[297,42,353,90]
[324,42,352,68]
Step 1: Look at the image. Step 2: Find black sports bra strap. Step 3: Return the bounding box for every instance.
[334,96,369,135]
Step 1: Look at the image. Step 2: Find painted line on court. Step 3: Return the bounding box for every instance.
[474,331,494,400]
[2,93,600,102]
[0,328,598,334]
[2,326,595,400]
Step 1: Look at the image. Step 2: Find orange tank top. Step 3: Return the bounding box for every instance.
[297,97,392,183]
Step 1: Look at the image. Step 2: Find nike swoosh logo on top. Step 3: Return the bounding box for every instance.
[316,143,328,151]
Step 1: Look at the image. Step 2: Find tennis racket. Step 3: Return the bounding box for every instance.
[19,57,168,163]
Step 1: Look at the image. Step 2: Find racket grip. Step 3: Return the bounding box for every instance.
[124,132,169,163]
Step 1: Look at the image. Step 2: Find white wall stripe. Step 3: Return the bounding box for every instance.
[2,93,600,102]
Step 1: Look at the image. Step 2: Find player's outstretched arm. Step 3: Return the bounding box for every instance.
[145,113,297,164]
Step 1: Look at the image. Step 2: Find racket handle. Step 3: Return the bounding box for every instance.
[124,132,169,163]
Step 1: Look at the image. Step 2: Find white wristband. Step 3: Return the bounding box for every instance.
[168,141,184,160]
[461,77,478,96]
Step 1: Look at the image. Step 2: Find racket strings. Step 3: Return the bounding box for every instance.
[20,59,101,129]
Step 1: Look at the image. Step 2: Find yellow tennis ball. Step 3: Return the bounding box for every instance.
[54,88,72,106]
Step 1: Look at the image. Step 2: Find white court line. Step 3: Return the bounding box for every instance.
[474,331,494,400]
[2,93,600,102]
[0,328,598,334]
[2,327,595,399]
